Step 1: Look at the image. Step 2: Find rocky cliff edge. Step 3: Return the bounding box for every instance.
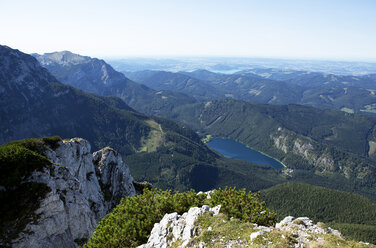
[10,137,135,248]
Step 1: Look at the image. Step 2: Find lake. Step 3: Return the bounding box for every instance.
[206,138,284,169]
[210,69,241,74]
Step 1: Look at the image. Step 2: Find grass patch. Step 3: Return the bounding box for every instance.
[138,119,164,152]
[361,104,376,114]
[202,134,212,143]
[312,233,373,248]
[194,214,376,248]
[194,213,256,247]
[340,107,354,114]
[293,219,305,226]
[369,141,376,157]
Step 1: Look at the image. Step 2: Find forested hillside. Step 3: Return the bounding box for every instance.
[1,45,288,193]
[260,182,376,243]
[167,99,376,198]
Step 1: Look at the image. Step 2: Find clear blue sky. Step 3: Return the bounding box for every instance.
[1,0,375,61]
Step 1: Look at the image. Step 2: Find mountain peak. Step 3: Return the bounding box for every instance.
[35,50,92,65]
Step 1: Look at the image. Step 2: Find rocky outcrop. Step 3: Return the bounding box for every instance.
[11,138,135,248]
[272,216,341,246]
[34,51,128,93]
[93,147,135,209]
[137,205,221,248]
[138,207,373,248]
[272,132,337,172]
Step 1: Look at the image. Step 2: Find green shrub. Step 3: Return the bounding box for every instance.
[209,187,276,226]
[84,188,205,248]
[0,137,59,246]
[85,187,275,248]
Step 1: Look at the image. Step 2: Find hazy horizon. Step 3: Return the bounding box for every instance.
[2,0,376,62]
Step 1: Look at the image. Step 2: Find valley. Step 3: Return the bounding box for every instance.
[3,1,376,247]
[1,44,376,247]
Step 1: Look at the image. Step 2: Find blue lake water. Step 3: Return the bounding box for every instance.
[206,138,284,169]
[210,69,241,74]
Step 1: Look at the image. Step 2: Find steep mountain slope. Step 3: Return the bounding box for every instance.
[167,99,376,198]
[1,45,148,154]
[0,137,135,247]
[124,70,225,100]
[0,45,285,192]
[34,51,197,115]
[260,182,376,243]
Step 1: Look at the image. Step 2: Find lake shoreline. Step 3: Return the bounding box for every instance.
[206,137,286,169]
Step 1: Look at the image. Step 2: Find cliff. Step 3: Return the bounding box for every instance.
[0,137,135,248]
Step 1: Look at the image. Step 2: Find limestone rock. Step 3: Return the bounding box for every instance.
[137,205,221,248]
[250,231,264,241]
[138,212,359,248]
[93,147,136,209]
[11,138,136,248]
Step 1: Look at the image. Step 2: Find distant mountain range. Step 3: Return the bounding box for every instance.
[3,45,376,197]
[28,49,376,198]
[125,68,376,114]
[123,70,225,100]
[35,51,376,115]
[2,45,376,246]
[126,70,302,104]
[165,98,376,199]
[237,68,376,89]
[186,69,376,114]
[107,57,376,75]
[33,51,197,116]
[1,45,286,192]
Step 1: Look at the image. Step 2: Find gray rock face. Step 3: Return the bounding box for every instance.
[32,50,197,116]
[139,211,348,248]
[12,138,135,248]
[93,147,136,209]
[137,205,221,248]
[258,216,342,247]
[34,51,144,99]
[35,51,127,93]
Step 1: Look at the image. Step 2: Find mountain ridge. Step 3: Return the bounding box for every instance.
[1,44,287,192]
[166,98,376,199]
[34,51,197,116]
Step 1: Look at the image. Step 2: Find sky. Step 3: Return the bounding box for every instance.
[1,0,376,61]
